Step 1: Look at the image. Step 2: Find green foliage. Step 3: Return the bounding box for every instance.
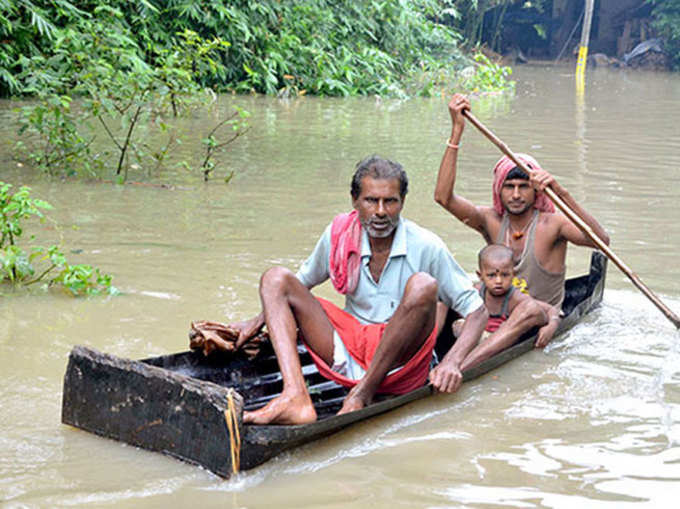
[3,0,471,100]
[16,94,97,176]
[198,107,251,182]
[449,1,551,53]
[459,52,515,93]
[0,0,88,95]
[6,1,521,181]
[15,6,231,180]
[0,182,117,296]
[648,0,680,69]
[71,18,227,178]
[0,181,51,249]
[216,0,467,98]
[453,0,510,50]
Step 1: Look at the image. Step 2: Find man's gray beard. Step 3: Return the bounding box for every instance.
[361,216,399,238]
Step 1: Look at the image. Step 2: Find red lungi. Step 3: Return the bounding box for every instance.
[302,297,437,395]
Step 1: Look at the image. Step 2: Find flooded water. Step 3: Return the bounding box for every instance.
[1,65,680,508]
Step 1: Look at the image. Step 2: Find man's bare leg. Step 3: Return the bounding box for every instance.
[243,267,335,425]
[460,299,547,372]
[338,273,438,414]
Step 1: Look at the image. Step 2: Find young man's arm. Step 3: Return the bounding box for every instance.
[531,169,610,248]
[434,94,491,238]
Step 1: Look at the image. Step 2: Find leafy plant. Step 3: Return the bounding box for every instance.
[69,12,228,180]
[199,107,250,182]
[0,182,117,296]
[458,51,515,94]
[0,0,88,95]
[15,7,232,181]
[648,0,680,69]
[224,0,468,98]
[16,93,98,177]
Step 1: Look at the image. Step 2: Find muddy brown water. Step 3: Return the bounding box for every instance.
[1,65,679,508]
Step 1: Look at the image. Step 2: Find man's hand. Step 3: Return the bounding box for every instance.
[529,167,559,193]
[535,317,559,348]
[229,312,265,349]
[429,361,464,393]
[448,93,470,133]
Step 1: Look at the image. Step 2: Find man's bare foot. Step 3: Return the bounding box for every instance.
[337,385,372,415]
[243,392,317,425]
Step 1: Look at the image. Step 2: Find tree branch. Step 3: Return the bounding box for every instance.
[98,116,122,150]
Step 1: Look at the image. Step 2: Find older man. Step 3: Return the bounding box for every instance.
[434,94,610,368]
[230,155,487,425]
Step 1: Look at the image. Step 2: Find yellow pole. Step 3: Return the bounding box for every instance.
[575,0,595,83]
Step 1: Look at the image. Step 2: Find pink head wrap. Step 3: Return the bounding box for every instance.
[492,154,555,216]
[329,210,362,295]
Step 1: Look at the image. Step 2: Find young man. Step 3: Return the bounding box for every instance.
[434,94,609,345]
[229,155,487,425]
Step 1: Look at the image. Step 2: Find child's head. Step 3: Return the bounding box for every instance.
[477,244,515,297]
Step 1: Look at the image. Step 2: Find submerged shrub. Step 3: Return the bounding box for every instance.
[0,182,117,296]
[459,52,515,94]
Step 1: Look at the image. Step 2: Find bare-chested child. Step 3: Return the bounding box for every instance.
[455,244,560,371]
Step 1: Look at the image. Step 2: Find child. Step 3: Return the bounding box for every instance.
[452,244,560,360]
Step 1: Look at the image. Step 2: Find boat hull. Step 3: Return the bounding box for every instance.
[61,252,607,478]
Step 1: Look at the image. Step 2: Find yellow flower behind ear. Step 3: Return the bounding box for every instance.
[512,277,529,294]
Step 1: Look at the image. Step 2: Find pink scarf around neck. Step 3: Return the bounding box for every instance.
[329,210,362,294]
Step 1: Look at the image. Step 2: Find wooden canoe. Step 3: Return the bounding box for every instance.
[61,251,607,478]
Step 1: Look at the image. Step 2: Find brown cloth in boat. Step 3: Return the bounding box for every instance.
[189,320,269,360]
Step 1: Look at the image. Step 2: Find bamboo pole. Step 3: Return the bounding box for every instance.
[462,109,680,329]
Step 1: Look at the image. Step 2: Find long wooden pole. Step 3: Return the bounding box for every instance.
[462,109,680,329]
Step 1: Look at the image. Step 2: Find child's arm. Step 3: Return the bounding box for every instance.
[535,302,560,348]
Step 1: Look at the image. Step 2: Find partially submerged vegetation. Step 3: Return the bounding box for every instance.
[0,182,116,296]
[14,13,244,182]
[0,1,517,299]
[2,1,514,183]
[460,52,514,95]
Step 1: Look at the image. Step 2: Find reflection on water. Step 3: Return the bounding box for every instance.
[1,65,680,507]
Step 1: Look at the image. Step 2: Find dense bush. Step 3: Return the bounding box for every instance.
[648,0,680,69]
[1,0,475,99]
